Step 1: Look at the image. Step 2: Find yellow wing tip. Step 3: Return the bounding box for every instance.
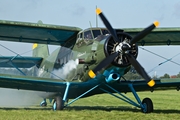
[33,43,38,49]
[88,70,96,78]
[147,79,155,87]
[153,21,159,27]
[96,8,102,15]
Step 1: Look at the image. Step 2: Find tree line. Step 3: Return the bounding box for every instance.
[123,67,180,80]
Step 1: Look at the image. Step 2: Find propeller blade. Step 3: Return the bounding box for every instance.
[88,52,118,78]
[96,8,119,42]
[130,21,159,45]
[126,53,155,87]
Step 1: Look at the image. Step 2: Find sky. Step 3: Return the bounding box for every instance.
[0,0,180,77]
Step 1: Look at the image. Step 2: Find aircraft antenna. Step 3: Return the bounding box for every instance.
[89,21,95,39]
[96,6,98,27]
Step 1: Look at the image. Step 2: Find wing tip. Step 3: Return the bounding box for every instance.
[33,43,38,49]
[147,79,155,87]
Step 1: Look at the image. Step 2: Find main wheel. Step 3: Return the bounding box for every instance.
[40,99,47,107]
[141,98,153,113]
[53,96,63,111]
[41,102,47,107]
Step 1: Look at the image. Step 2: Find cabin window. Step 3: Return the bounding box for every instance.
[77,33,83,39]
[79,33,83,38]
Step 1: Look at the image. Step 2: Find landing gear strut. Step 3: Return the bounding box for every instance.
[99,83,154,113]
[50,81,154,113]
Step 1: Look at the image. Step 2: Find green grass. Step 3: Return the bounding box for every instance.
[1,90,180,120]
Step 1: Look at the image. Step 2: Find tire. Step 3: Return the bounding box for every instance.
[141,98,153,113]
[40,100,47,107]
[53,96,63,110]
[41,102,47,107]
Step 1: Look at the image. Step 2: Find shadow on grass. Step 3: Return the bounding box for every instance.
[66,106,180,114]
[1,106,180,114]
[66,106,140,112]
[0,107,52,111]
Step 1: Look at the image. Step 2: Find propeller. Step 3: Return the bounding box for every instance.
[88,8,159,87]
[96,8,119,43]
[130,21,159,45]
[88,52,118,78]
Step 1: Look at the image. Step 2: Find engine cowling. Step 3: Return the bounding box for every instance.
[104,32,138,67]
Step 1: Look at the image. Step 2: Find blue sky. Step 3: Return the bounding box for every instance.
[0,0,180,77]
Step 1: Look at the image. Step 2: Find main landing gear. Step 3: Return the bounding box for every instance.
[141,98,153,113]
[53,96,63,110]
[40,98,47,107]
[40,82,153,113]
[40,96,64,110]
[99,83,154,113]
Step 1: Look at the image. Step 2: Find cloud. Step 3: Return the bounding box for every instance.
[173,2,180,18]
[71,5,86,16]
[63,4,86,17]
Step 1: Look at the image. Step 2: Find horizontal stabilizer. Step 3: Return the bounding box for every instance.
[0,56,43,68]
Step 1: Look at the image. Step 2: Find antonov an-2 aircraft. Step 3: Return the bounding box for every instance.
[0,8,180,113]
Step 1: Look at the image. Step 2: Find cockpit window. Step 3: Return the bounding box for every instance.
[92,30,101,38]
[102,30,109,35]
[84,31,92,39]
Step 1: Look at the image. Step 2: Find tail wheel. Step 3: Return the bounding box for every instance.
[141,98,153,113]
[53,96,63,110]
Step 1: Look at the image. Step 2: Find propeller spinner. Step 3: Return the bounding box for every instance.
[88,8,159,87]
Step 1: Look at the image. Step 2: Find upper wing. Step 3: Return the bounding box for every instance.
[0,20,82,48]
[124,27,180,46]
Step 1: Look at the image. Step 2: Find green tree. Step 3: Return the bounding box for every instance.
[123,71,143,80]
[176,72,180,78]
[160,73,170,78]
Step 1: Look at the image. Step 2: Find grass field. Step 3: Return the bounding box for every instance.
[0,90,180,120]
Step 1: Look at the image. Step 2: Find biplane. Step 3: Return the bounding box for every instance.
[0,8,180,113]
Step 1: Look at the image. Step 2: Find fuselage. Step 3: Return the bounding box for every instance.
[46,27,130,82]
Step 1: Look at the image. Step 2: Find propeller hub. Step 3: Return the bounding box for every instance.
[115,42,131,53]
[104,33,138,67]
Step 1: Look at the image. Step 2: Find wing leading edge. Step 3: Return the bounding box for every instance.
[124,28,180,46]
[0,20,82,48]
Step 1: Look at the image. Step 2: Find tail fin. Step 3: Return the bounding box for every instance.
[32,43,49,77]
[32,43,49,58]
